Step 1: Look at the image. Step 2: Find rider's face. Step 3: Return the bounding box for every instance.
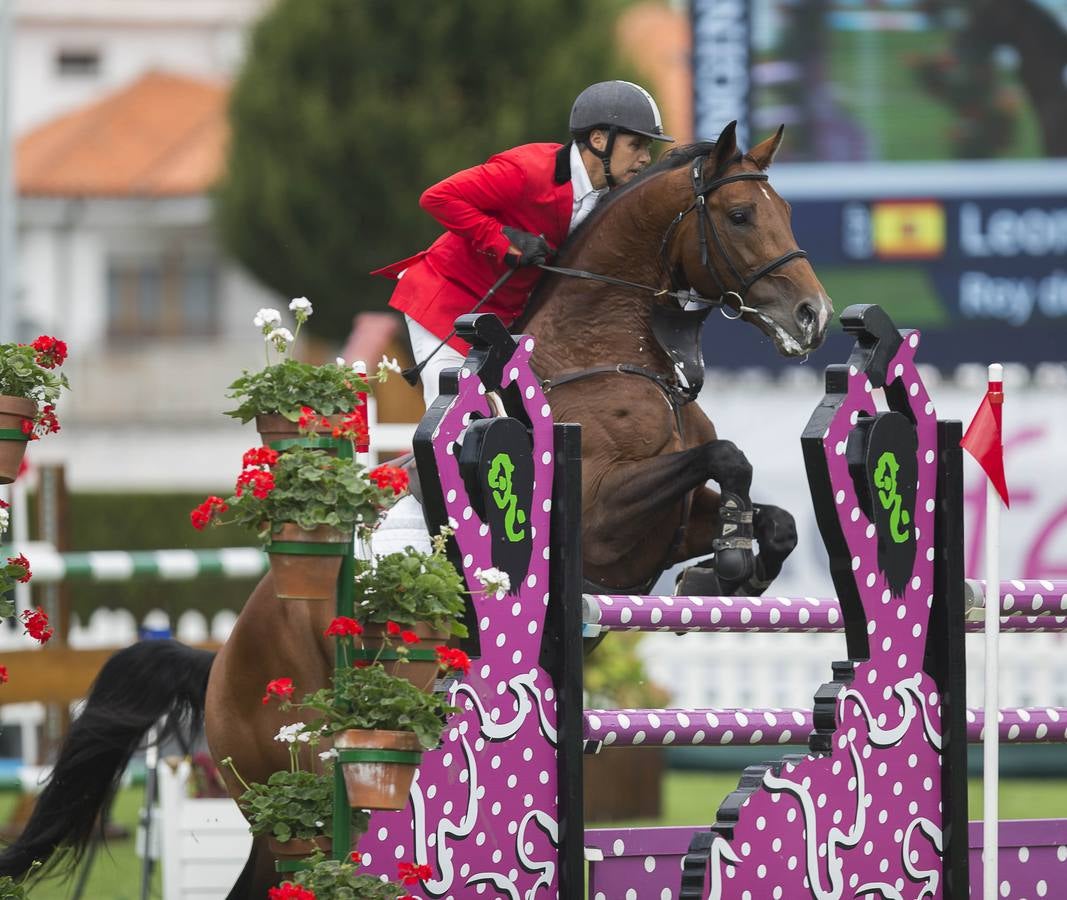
[587,130,654,187]
[609,133,653,184]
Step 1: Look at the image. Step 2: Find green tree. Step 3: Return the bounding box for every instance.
[215,0,628,340]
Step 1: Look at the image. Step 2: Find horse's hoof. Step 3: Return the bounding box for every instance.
[675,564,723,597]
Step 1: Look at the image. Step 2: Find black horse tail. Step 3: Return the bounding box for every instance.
[0,639,215,877]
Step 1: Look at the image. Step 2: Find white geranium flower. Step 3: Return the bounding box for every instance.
[266,327,294,353]
[336,356,347,367]
[319,748,339,761]
[289,296,313,322]
[0,506,9,535]
[474,566,511,599]
[377,355,402,382]
[273,722,306,744]
[352,360,367,374]
[253,307,282,333]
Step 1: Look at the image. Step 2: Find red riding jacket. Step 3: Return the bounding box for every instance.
[373,143,574,353]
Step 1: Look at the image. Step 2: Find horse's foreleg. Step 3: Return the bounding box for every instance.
[584,440,755,587]
[674,489,797,596]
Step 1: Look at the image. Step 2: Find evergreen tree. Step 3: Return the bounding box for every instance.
[216,0,627,340]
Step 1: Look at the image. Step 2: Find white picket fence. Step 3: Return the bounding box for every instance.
[640,630,1067,712]
[156,758,252,900]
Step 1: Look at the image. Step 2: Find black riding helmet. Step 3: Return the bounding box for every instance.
[569,80,675,187]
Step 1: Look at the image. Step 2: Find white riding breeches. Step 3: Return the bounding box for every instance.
[405,315,467,408]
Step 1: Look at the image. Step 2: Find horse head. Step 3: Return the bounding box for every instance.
[666,121,833,357]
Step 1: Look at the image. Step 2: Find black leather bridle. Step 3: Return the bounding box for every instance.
[657,155,809,318]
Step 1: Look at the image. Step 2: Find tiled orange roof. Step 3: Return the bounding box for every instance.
[17,70,228,197]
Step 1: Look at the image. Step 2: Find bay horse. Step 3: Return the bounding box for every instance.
[0,122,831,897]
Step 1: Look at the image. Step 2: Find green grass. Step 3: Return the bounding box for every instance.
[0,773,1062,896]
[0,787,160,900]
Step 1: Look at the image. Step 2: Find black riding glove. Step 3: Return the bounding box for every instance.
[502,227,551,268]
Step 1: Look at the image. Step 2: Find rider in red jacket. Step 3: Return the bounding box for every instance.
[373,80,673,405]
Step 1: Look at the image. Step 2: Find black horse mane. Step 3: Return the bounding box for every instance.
[518,141,725,327]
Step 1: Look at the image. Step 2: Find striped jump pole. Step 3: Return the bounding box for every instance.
[0,546,267,583]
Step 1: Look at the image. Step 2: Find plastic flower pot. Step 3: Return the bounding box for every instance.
[0,396,35,484]
[267,524,351,602]
[335,729,422,811]
[267,835,332,859]
[357,622,451,693]
[256,413,345,453]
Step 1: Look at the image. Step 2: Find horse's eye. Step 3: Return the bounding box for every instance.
[728,209,748,225]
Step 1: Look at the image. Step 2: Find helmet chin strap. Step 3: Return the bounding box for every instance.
[585,125,618,188]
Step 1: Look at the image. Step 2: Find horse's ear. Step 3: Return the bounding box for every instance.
[749,125,785,170]
[711,120,739,172]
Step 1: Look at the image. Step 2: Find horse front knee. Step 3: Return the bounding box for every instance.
[702,439,753,498]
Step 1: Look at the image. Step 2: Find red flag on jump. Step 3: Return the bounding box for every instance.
[960,371,1010,507]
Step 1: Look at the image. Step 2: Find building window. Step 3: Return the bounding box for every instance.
[107,256,219,339]
[55,49,101,77]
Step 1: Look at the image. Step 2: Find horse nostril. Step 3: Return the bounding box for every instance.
[796,302,816,331]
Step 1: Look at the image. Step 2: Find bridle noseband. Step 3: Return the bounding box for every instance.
[657,156,808,316]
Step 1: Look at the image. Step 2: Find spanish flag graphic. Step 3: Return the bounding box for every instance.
[871,201,946,259]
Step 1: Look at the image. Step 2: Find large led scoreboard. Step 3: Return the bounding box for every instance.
[691,0,1067,370]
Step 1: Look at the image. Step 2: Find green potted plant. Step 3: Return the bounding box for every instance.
[221,723,369,857]
[294,662,457,810]
[270,851,417,900]
[352,534,469,690]
[0,335,69,483]
[223,298,374,447]
[0,862,42,899]
[190,445,395,600]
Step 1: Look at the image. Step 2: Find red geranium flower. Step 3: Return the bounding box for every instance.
[435,646,471,675]
[349,851,362,865]
[397,861,432,885]
[235,468,275,500]
[297,406,322,430]
[267,885,315,900]
[31,334,68,369]
[386,621,401,636]
[262,677,294,705]
[190,496,228,531]
[324,616,363,638]
[401,630,420,645]
[21,607,52,644]
[7,553,31,583]
[0,665,9,684]
[241,446,279,468]
[369,464,409,496]
[332,408,369,445]
[34,405,60,438]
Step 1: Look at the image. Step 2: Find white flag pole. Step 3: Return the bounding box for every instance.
[982,361,1003,899]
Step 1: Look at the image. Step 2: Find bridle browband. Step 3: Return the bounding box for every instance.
[538,153,808,318]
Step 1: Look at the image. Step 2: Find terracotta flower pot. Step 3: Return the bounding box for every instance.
[256,413,344,452]
[358,622,451,692]
[267,523,351,602]
[335,729,422,811]
[267,834,332,858]
[0,395,35,485]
